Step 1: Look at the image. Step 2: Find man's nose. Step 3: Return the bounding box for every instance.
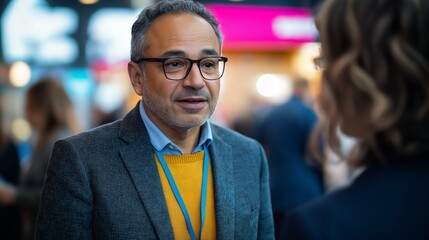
[182,63,205,89]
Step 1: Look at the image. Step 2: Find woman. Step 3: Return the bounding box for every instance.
[284,0,429,239]
[0,77,79,240]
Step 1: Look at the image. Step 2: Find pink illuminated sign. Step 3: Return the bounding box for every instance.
[206,4,318,50]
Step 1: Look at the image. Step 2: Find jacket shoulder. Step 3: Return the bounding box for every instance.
[63,120,122,148]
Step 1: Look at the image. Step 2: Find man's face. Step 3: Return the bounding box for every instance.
[133,13,221,133]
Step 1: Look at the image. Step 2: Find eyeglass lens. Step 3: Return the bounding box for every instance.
[163,57,226,80]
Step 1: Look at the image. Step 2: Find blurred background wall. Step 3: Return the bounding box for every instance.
[0,0,322,163]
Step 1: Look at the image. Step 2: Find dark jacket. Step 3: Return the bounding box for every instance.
[0,140,21,240]
[284,156,429,240]
[256,96,323,212]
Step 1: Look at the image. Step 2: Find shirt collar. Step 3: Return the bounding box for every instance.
[139,101,212,155]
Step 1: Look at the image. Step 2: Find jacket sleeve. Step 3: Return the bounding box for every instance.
[35,139,92,240]
[257,142,275,240]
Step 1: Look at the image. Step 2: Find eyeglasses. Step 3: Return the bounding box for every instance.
[313,56,327,71]
[134,56,228,80]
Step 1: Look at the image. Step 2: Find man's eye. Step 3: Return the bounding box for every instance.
[165,61,181,67]
[170,61,181,67]
[201,61,216,69]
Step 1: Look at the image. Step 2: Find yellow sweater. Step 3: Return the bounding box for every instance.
[155,151,216,240]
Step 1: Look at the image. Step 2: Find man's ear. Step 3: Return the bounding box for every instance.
[128,61,144,96]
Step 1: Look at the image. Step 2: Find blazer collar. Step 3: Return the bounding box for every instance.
[119,103,175,239]
[210,126,235,239]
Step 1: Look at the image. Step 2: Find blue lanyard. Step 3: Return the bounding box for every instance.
[155,145,209,240]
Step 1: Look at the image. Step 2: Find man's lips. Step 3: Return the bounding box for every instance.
[176,97,208,109]
[177,96,207,102]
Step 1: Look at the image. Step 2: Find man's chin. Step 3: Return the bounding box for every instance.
[173,116,208,130]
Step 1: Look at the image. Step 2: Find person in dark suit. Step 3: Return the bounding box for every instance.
[0,110,21,240]
[283,0,429,239]
[255,77,323,239]
[35,0,274,239]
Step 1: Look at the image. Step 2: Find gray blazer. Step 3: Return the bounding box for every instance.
[35,103,274,240]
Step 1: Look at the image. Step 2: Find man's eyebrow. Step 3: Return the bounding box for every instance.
[202,49,219,56]
[158,49,220,58]
[160,50,186,58]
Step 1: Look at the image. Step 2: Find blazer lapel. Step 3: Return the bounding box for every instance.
[210,126,235,239]
[118,104,174,239]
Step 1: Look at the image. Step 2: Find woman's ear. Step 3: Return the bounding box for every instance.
[128,61,145,96]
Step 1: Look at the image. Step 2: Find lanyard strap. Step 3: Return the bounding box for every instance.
[155,145,209,240]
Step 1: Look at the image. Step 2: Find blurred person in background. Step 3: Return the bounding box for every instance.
[256,77,323,239]
[0,109,21,239]
[284,0,429,239]
[0,77,79,240]
[35,0,274,239]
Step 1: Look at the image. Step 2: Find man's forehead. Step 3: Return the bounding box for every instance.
[143,13,220,57]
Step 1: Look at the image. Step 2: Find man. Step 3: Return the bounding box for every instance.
[256,77,323,239]
[35,0,274,239]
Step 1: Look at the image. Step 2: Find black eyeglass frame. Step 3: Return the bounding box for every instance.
[313,56,328,71]
[133,56,228,80]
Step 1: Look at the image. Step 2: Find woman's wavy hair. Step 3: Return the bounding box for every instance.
[312,0,429,166]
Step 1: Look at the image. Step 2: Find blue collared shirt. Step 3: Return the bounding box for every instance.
[139,101,212,155]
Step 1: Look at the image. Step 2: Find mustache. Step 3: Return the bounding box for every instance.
[174,89,212,101]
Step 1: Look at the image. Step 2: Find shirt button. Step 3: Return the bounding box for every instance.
[169,145,174,149]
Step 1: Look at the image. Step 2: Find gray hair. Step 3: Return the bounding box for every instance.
[130,0,223,61]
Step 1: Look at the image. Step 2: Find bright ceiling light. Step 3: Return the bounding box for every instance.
[12,118,32,142]
[256,74,289,97]
[80,0,98,5]
[256,74,292,104]
[9,61,31,87]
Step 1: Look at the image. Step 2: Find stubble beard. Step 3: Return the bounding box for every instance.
[142,86,217,131]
